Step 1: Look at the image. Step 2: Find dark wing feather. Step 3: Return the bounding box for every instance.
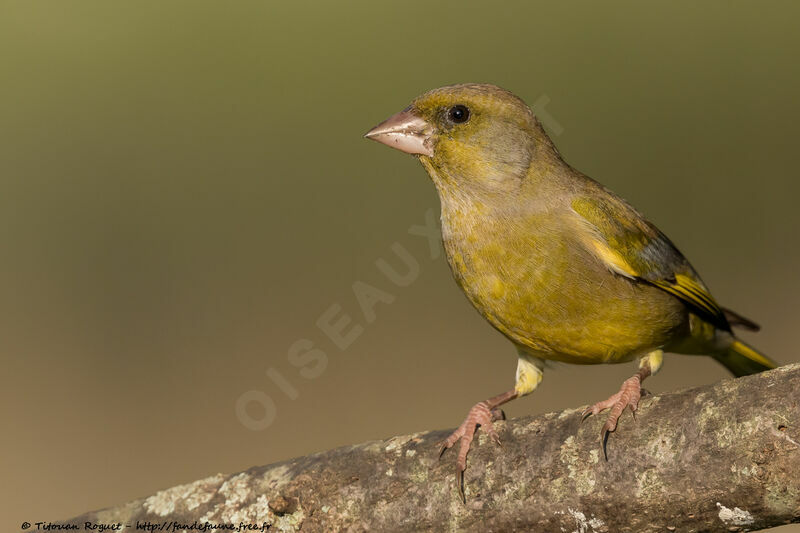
[571,192,731,332]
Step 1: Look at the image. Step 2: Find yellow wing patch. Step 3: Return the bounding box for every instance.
[650,274,726,327]
[572,197,729,329]
[586,235,728,329]
[587,239,637,278]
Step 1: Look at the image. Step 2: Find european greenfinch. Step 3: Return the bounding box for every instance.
[365,83,777,501]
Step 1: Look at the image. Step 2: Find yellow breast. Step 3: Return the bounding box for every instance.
[440,198,686,364]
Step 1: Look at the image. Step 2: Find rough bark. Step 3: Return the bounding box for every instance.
[40,364,800,532]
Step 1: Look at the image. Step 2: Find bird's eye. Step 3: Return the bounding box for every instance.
[447,105,470,124]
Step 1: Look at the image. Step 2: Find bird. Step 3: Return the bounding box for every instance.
[364,83,777,502]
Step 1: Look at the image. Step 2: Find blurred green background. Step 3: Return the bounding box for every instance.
[2,1,798,529]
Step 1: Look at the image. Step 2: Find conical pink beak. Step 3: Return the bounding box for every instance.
[364,109,434,157]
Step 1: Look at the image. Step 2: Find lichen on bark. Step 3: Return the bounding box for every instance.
[36,363,800,532]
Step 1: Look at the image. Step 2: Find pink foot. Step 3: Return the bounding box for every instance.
[438,401,505,502]
[581,374,644,459]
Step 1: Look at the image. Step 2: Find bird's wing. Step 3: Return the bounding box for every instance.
[570,193,731,331]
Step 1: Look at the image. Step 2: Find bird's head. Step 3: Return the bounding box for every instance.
[365,84,557,193]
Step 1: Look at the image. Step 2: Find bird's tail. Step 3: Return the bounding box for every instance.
[712,339,777,377]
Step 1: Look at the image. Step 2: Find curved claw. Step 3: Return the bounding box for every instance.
[601,427,611,461]
[437,441,449,459]
[437,399,510,503]
[457,469,466,503]
[584,374,645,461]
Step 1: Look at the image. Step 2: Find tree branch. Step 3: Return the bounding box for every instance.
[42,364,800,532]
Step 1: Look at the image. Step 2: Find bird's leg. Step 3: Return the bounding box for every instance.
[439,352,543,502]
[582,349,663,459]
[438,389,517,474]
